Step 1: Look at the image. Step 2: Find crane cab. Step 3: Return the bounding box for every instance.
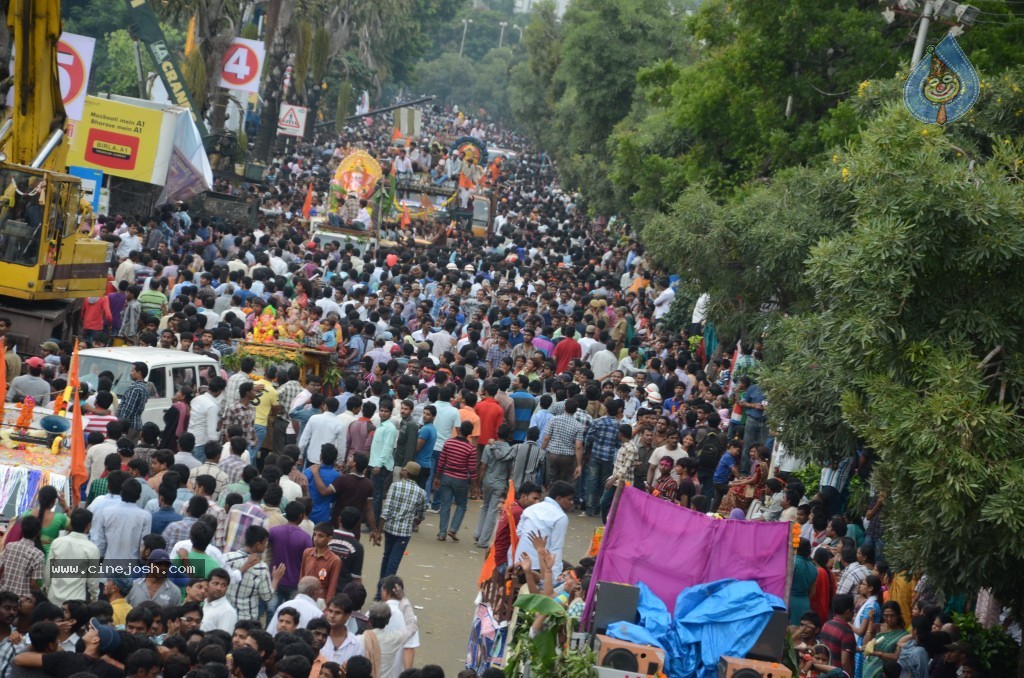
[0,165,109,299]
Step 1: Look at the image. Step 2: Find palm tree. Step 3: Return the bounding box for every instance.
[158,0,243,131]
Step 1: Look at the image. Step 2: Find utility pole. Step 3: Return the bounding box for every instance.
[911,0,936,67]
[880,0,980,67]
[513,24,524,42]
[498,21,508,48]
[459,19,474,58]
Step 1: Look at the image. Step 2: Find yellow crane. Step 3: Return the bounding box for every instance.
[0,0,109,301]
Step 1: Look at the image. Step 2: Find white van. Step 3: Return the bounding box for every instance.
[78,348,220,427]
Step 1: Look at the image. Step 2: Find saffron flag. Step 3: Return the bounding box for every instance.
[69,340,88,506]
[301,182,314,219]
[477,479,518,586]
[420,193,434,211]
[458,172,475,190]
[399,206,411,228]
[0,339,6,417]
[391,127,405,143]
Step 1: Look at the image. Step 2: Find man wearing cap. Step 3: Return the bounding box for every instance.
[105,576,133,625]
[374,461,427,599]
[8,356,50,405]
[127,549,182,607]
[12,615,123,675]
[39,341,61,368]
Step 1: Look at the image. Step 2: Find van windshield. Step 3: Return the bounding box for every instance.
[79,356,165,398]
[79,356,133,395]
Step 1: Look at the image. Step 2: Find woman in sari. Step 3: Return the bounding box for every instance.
[10,485,68,557]
[851,575,883,678]
[717,444,768,515]
[862,601,908,678]
[811,546,837,623]
[161,385,193,451]
[789,539,819,624]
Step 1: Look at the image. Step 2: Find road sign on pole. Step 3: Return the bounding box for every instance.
[277,104,308,137]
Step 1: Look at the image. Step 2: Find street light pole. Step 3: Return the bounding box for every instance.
[512,24,524,43]
[911,0,936,67]
[498,21,508,48]
[459,19,474,57]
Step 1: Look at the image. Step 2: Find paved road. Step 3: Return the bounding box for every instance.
[358,495,601,673]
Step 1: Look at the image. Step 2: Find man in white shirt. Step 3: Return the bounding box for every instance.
[514,480,573,578]
[201,569,238,633]
[267,576,324,630]
[427,320,456,359]
[187,377,226,463]
[269,251,289,276]
[590,338,620,381]
[393,149,413,182]
[116,223,143,260]
[316,290,343,318]
[652,278,676,321]
[299,397,347,465]
[46,508,101,605]
[322,593,365,665]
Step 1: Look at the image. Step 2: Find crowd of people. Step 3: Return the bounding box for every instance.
[0,102,1014,678]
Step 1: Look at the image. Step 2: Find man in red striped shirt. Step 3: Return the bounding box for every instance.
[434,420,477,542]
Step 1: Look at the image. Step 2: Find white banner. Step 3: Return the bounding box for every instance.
[7,32,95,122]
[58,33,96,121]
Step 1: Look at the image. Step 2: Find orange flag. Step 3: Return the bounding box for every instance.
[399,206,411,228]
[301,182,314,219]
[420,193,433,211]
[391,127,404,142]
[478,479,519,586]
[68,339,87,505]
[458,172,474,190]
[0,339,6,419]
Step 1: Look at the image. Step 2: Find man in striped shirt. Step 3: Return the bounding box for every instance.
[434,420,477,542]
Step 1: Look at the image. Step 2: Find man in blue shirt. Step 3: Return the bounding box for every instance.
[738,375,768,473]
[151,484,183,535]
[305,443,341,523]
[711,438,743,514]
[509,376,536,444]
[415,407,438,493]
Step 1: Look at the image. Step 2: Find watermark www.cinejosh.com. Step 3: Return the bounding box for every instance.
[47,559,207,578]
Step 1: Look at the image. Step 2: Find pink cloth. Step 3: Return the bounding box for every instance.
[584,487,792,621]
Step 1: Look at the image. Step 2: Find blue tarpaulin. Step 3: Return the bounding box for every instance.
[607,579,785,678]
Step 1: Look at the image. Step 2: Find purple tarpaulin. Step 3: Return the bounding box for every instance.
[583,487,792,624]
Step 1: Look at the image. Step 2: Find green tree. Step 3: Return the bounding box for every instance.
[507,0,561,145]
[413,52,478,105]
[91,29,142,97]
[611,0,897,209]
[510,0,687,212]
[413,47,517,122]
[745,73,1024,671]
